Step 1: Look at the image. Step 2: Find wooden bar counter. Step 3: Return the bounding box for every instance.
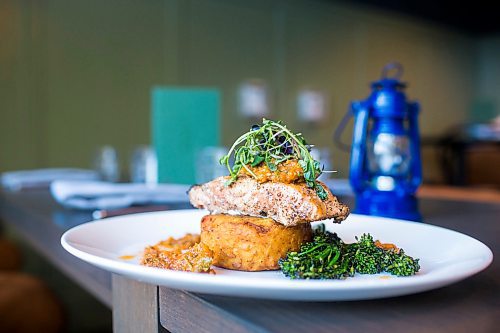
[1,188,498,332]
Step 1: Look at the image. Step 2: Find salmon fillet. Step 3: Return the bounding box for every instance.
[188,176,350,227]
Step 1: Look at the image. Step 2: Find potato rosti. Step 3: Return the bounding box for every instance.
[200,214,312,271]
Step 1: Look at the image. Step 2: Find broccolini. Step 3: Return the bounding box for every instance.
[279,224,420,279]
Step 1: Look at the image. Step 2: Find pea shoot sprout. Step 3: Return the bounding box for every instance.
[219,119,330,200]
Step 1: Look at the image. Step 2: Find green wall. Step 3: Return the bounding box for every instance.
[1,0,497,182]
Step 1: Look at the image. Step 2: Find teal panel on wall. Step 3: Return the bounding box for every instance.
[152,87,220,184]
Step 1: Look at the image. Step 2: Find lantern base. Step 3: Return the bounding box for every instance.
[354,191,421,222]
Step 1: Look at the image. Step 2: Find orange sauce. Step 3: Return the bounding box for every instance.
[374,240,399,252]
[141,240,214,273]
[239,159,304,183]
[119,255,135,260]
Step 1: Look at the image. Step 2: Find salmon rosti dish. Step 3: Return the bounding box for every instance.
[141,119,349,272]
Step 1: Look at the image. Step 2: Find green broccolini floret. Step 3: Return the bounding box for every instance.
[279,224,420,279]
[278,224,352,279]
[381,249,421,276]
[346,234,383,275]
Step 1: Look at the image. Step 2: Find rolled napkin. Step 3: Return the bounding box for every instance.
[1,168,99,191]
[50,180,190,210]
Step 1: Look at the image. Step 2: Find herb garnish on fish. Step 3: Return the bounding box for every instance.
[219,119,329,200]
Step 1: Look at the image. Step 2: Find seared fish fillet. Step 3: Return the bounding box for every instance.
[189,176,350,227]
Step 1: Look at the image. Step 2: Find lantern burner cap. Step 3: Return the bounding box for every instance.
[371,62,407,90]
[371,80,406,91]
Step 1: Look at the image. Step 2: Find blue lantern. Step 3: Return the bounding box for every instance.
[336,63,422,221]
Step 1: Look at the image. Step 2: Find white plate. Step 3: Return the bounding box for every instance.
[61,210,493,301]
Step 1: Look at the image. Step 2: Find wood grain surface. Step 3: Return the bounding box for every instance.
[1,189,498,333]
[159,199,500,333]
[0,188,112,307]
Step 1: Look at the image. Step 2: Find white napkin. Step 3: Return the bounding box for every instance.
[50,180,190,210]
[1,168,99,191]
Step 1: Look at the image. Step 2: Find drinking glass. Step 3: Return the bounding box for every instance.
[195,146,228,184]
[130,145,158,184]
[93,145,120,182]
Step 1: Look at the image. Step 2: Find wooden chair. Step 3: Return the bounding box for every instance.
[0,237,64,333]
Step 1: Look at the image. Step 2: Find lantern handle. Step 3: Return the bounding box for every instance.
[381,62,403,80]
[333,105,355,152]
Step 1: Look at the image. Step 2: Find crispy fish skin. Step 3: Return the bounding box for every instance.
[188,176,350,227]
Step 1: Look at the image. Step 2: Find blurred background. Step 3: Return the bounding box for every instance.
[1,0,499,187]
[1,1,499,332]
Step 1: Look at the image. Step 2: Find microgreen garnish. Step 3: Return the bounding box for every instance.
[219,119,329,200]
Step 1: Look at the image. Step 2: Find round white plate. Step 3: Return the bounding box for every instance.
[61,210,493,301]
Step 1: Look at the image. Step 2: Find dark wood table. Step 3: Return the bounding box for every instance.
[1,189,498,333]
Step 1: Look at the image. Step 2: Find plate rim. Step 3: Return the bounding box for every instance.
[60,209,494,301]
